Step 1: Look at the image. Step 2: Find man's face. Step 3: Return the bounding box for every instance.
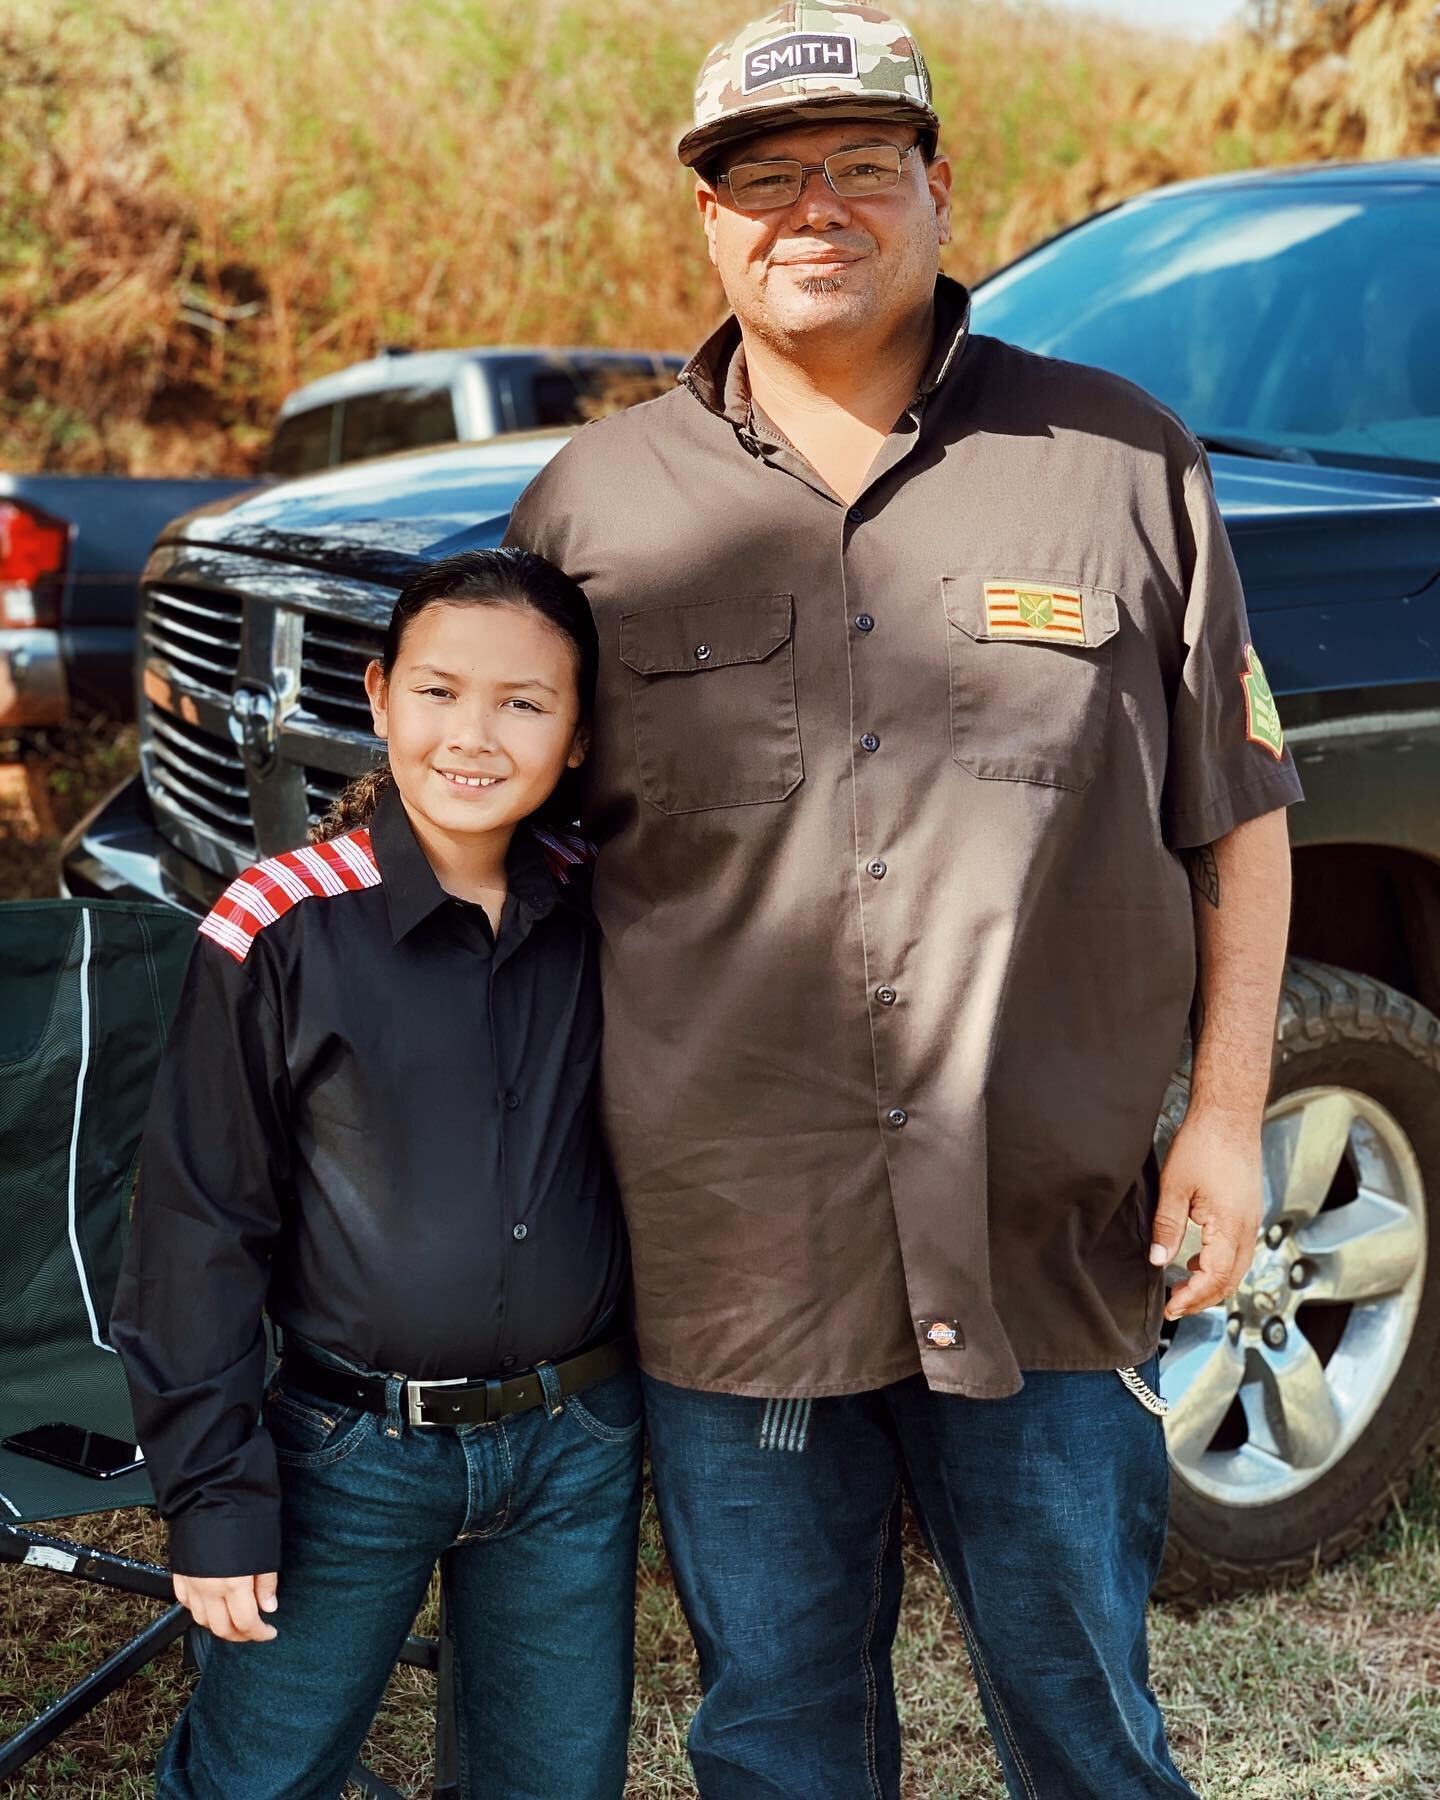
[696,118,952,350]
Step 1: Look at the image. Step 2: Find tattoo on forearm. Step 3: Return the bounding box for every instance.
[1184,844,1220,909]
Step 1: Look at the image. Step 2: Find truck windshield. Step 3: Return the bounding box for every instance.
[971,185,1440,476]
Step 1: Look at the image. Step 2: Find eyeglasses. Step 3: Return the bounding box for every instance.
[718,142,918,212]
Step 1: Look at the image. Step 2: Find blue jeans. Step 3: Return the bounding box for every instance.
[157,1340,644,1800]
[644,1356,1196,1800]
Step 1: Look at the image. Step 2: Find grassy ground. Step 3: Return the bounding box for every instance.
[1,1472,1437,1798]
[2,733,1438,1793]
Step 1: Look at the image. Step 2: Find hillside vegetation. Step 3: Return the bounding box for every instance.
[2,0,1436,477]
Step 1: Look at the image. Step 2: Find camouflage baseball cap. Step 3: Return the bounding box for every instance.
[678,2,939,172]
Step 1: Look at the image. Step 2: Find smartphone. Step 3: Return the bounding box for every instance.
[2,1422,146,1480]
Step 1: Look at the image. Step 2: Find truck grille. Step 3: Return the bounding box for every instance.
[142,584,243,695]
[300,616,384,728]
[148,710,257,854]
[304,763,352,828]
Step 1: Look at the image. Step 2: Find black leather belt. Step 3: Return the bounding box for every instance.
[279,1337,634,1429]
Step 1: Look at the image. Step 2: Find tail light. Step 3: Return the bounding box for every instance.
[0,501,69,629]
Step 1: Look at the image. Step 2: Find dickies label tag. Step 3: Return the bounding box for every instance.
[983,582,1086,640]
[1240,643,1285,758]
[742,32,857,92]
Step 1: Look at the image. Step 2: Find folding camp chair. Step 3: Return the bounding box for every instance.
[0,898,456,1797]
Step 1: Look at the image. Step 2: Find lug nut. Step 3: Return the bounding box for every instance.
[1265,1223,1286,1248]
[1262,1318,1287,1349]
[1227,1314,1243,1341]
[1289,1261,1311,1289]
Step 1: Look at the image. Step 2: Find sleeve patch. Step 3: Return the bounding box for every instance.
[1239,644,1285,760]
[196,831,380,962]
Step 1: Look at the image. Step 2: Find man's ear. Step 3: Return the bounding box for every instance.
[927,151,953,248]
[363,659,388,738]
[696,177,721,268]
[567,721,591,770]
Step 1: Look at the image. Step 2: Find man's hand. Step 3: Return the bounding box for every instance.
[1149,1111,1263,1321]
[172,1571,279,1642]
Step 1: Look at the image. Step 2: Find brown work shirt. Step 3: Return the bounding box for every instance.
[505,274,1304,1400]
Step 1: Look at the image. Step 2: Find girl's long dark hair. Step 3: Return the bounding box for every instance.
[311,548,597,841]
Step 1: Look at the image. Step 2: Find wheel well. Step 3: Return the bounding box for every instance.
[1289,844,1440,1020]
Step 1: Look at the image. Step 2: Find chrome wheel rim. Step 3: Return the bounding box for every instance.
[1159,1086,1426,1508]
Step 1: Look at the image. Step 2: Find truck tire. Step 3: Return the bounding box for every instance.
[1151,958,1440,1603]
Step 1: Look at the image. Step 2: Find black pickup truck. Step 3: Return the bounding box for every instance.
[1,347,677,728]
[62,161,1440,1601]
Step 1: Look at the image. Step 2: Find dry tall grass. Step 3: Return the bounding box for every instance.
[1,0,1174,474]
[997,0,1440,259]
[2,0,1436,478]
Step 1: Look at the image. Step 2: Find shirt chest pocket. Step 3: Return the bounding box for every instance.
[619,594,804,814]
[942,575,1121,792]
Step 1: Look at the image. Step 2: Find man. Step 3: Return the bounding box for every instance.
[506,5,1302,1794]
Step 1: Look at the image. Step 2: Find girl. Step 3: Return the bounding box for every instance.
[111,550,640,1800]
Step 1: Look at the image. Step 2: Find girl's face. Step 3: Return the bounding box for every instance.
[363,599,587,843]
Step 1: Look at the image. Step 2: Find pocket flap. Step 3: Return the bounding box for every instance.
[620,594,794,676]
[943,576,1119,649]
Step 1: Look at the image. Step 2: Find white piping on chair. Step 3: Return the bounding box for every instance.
[66,912,113,1353]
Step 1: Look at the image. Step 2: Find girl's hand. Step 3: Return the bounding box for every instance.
[172,1571,279,1642]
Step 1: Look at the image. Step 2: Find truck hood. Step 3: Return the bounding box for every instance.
[166,428,1440,607]
[162,433,570,585]
[1211,456,1440,608]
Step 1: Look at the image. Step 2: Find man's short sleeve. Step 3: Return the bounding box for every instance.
[1160,450,1305,850]
[502,457,569,564]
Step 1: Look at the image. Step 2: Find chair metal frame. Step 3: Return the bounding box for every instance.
[0,1517,458,1797]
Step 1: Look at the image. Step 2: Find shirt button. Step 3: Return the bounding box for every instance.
[876,986,897,1006]
[860,733,879,753]
[887,1107,908,1128]
[847,505,865,523]
[867,859,887,880]
[512,1223,528,1241]
[855,613,875,633]
[694,643,712,662]
[504,1091,521,1111]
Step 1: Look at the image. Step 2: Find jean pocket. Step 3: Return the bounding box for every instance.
[942,573,1120,791]
[620,594,804,814]
[565,1367,645,1444]
[264,1382,375,1468]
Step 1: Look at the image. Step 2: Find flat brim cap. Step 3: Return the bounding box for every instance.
[677,1,940,171]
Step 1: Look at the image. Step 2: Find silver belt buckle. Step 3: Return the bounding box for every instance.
[405,1373,473,1429]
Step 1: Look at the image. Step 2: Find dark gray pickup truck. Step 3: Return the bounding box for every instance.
[1,347,678,728]
[61,161,1440,1601]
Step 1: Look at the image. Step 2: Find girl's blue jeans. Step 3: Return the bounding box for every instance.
[156,1336,644,1800]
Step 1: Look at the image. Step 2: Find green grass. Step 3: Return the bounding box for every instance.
[1,1464,1437,1797]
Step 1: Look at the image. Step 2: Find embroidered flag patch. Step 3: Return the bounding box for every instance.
[1240,643,1285,758]
[983,582,1086,640]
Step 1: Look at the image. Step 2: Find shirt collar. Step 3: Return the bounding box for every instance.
[369,780,572,947]
[680,272,973,427]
